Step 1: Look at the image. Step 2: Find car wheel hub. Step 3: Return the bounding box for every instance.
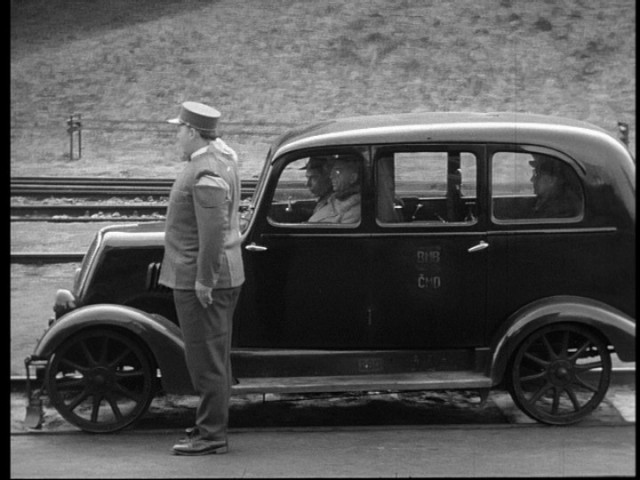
[86,367,113,392]
[548,360,573,386]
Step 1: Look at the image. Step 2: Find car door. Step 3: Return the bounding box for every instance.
[236,147,372,349]
[368,144,488,348]
[485,145,633,332]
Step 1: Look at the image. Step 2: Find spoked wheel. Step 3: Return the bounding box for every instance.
[507,323,611,425]
[46,328,156,433]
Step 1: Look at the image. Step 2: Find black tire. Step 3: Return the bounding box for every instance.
[46,328,156,433]
[507,323,611,425]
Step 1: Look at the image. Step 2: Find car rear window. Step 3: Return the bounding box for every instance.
[492,151,583,222]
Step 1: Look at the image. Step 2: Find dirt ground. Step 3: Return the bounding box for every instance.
[10,0,636,180]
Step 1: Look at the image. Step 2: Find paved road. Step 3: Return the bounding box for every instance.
[10,424,636,478]
[11,386,635,478]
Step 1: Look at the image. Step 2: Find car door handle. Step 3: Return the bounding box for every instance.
[468,241,489,253]
[245,243,268,252]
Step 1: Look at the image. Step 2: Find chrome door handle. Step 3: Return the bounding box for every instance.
[245,243,268,252]
[468,240,489,253]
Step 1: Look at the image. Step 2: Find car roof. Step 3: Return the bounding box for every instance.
[270,112,627,164]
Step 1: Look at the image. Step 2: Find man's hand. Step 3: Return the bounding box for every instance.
[195,281,213,308]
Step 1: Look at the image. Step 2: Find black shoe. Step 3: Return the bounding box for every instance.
[172,438,228,456]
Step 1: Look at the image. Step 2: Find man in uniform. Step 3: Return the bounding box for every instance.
[308,155,362,223]
[159,101,244,455]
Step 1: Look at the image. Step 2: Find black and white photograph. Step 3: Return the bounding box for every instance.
[11,0,635,477]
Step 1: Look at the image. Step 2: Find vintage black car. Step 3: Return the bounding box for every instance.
[25,112,635,432]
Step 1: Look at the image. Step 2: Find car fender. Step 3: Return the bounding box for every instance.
[32,304,195,394]
[488,295,635,384]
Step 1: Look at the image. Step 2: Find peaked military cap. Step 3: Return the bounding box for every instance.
[300,156,328,171]
[168,101,220,132]
[529,154,562,176]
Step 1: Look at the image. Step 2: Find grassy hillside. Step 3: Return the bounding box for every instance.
[10,0,635,179]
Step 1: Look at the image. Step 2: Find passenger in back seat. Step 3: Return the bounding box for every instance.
[529,155,581,218]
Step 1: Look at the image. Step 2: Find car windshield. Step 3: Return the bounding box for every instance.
[240,147,273,233]
[73,233,100,296]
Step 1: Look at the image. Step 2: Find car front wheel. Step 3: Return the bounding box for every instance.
[507,323,612,425]
[46,328,156,433]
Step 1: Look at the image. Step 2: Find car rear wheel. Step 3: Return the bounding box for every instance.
[507,323,611,425]
[46,328,156,433]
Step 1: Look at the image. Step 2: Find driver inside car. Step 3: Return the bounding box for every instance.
[303,156,334,218]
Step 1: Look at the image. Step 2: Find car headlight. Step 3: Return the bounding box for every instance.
[53,289,76,319]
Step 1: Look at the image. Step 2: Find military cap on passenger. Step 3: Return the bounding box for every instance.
[529,154,561,176]
[168,101,221,133]
[331,153,360,163]
[302,154,358,168]
[332,154,361,171]
[300,156,328,170]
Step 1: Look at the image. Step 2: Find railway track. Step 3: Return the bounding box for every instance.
[11,252,85,264]
[11,204,169,222]
[11,176,258,221]
[11,176,259,198]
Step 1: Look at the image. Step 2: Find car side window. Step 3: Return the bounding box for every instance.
[492,151,583,221]
[268,153,363,226]
[376,150,478,224]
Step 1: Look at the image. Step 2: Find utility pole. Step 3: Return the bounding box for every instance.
[67,114,82,159]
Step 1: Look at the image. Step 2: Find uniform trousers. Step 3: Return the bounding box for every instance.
[173,286,241,442]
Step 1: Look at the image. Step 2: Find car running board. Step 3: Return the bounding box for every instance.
[232,371,492,395]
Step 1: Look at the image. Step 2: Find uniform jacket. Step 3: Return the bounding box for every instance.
[159,139,245,290]
[307,191,361,223]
